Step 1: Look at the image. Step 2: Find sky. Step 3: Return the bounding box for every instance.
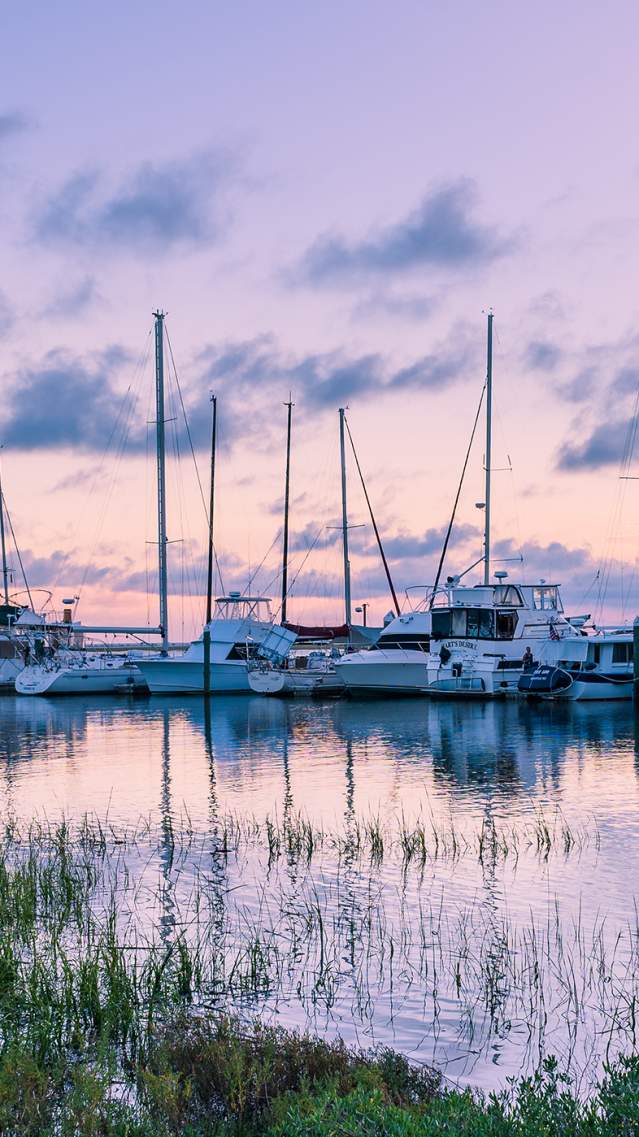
[2,0,639,635]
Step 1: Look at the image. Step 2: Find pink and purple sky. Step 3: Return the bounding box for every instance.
[2,1,639,635]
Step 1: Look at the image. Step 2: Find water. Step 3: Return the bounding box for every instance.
[2,692,639,1090]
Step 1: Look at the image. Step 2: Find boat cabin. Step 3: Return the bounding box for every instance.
[375,611,431,652]
[430,581,565,643]
[557,633,634,674]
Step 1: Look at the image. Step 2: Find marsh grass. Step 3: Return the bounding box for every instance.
[0,805,626,1112]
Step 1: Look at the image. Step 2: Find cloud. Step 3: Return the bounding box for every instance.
[49,467,99,494]
[611,366,639,396]
[288,522,340,553]
[198,325,478,414]
[528,291,565,322]
[524,339,562,371]
[295,180,514,285]
[493,537,589,575]
[0,291,14,336]
[554,329,639,405]
[351,291,437,323]
[380,522,480,560]
[0,110,31,142]
[556,418,631,471]
[0,347,141,453]
[43,276,97,318]
[32,149,236,252]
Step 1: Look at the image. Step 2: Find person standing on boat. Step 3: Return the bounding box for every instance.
[523,646,534,670]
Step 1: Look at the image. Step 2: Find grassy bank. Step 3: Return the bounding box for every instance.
[1,1016,639,1135]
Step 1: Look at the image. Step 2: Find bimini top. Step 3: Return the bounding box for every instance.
[214,593,273,620]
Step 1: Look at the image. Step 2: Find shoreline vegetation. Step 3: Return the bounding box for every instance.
[2,1015,639,1135]
[2,811,639,1133]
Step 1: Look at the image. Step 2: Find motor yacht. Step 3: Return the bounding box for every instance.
[518,628,634,700]
[135,593,296,694]
[426,577,573,697]
[334,610,432,696]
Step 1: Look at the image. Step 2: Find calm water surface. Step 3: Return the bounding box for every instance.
[1,693,638,1090]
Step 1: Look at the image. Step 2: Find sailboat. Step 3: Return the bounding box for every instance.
[136,392,296,695]
[0,464,53,689]
[336,313,573,698]
[15,312,174,697]
[248,405,389,696]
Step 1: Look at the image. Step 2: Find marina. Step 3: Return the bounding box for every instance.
[5,5,639,1128]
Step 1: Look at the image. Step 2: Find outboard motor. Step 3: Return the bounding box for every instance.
[518,664,572,697]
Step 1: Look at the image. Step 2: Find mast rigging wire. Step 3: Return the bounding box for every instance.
[1,494,33,609]
[343,415,399,615]
[430,383,486,607]
[164,323,225,595]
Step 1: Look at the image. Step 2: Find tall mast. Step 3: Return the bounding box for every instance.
[281,395,294,623]
[203,394,217,695]
[153,310,169,652]
[339,407,352,626]
[483,311,493,586]
[0,462,9,606]
[206,395,217,627]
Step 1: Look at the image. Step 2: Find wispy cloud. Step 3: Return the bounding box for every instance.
[351,290,437,323]
[294,180,515,286]
[523,339,562,371]
[556,418,632,472]
[0,110,31,143]
[198,324,478,413]
[43,276,98,319]
[32,148,237,253]
[0,291,14,336]
[378,522,480,561]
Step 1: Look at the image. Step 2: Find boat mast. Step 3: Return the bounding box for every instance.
[203,394,217,695]
[206,395,217,627]
[0,461,9,605]
[281,395,294,623]
[483,311,493,586]
[153,311,169,653]
[339,407,352,627]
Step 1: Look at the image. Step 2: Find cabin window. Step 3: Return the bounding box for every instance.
[493,585,524,607]
[378,634,430,652]
[452,610,466,636]
[431,611,452,640]
[591,644,601,665]
[495,611,517,640]
[431,608,495,640]
[533,586,559,611]
[227,642,260,661]
[478,610,494,638]
[612,642,633,664]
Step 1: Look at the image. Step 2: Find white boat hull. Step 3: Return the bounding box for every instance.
[15,662,145,696]
[248,667,344,697]
[540,677,634,702]
[135,658,251,694]
[0,656,22,690]
[335,652,430,696]
[428,664,524,697]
